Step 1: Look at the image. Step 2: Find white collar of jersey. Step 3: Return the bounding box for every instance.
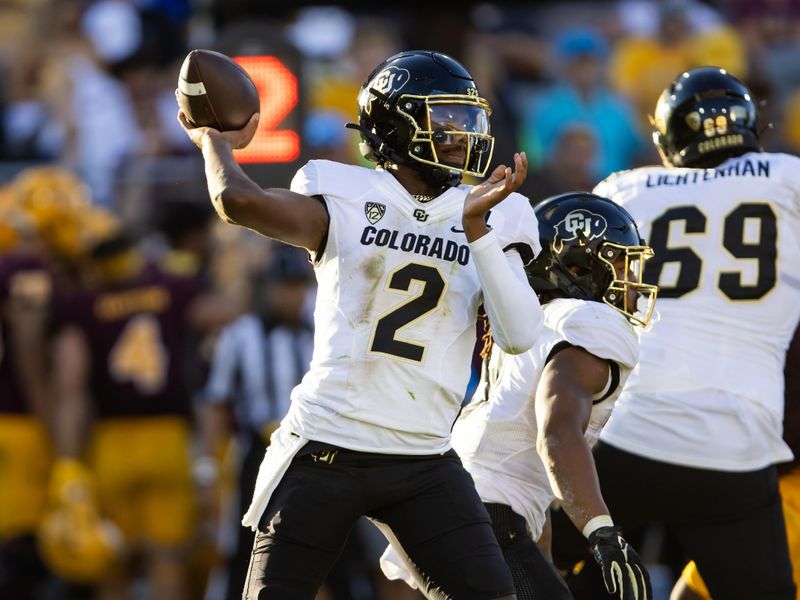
[376,169,466,221]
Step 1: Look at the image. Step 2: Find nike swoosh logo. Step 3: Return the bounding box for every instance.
[451,210,493,234]
[450,224,493,234]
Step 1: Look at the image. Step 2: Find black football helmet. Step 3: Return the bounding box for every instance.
[347,50,494,188]
[652,67,760,168]
[528,192,657,326]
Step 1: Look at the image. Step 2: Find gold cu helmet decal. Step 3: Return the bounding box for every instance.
[358,66,410,116]
[553,209,608,253]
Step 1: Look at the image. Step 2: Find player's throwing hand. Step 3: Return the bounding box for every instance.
[177,107,259,150]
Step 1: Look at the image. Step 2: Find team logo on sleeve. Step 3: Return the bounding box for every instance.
[365,202,386,224]
[553,209,607,253]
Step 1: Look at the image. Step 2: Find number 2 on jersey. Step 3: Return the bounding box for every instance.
[369,262,447,362]
[109,314,168,394]
[645,202,777,299]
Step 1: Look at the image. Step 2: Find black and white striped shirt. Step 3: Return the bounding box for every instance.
[203,313,314,432]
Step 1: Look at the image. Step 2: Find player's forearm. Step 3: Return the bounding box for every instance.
[462,213,490,242]
[537,424,609,534]
[200,135,328,250]
[470,231,542,353]
[201,133,264,226]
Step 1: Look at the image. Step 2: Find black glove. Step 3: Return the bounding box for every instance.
[588,526,651,600]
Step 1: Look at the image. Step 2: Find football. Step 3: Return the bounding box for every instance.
[177,49,259,131]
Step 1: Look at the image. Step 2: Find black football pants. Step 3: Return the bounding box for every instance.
[485,503,573,600]
[552,441,796,600]
[243,441,516,599]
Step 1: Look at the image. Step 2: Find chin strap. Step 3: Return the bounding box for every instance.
[345,122,391,164]
[549,265,595,301]
[346,122,461,189]
[421,164,461,189]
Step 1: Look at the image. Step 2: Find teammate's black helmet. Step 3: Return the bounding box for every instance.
[528,192,658,326]
[652,67,760,168]
[348,50,494,188]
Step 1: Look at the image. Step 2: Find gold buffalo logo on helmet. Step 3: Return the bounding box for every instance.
[553,209,608,253]
[358,66,410,115]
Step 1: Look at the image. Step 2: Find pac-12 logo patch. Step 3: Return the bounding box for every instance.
[553,209,607,253]
[365,202,386,224]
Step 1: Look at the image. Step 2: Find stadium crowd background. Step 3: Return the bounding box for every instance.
[0,0,798,599]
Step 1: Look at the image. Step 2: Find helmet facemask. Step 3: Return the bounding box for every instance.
[529,193,659,327]
[398,93,495,183]
[543,235,657,327]
[596,241,657,326]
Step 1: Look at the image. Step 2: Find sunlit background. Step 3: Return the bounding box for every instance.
[0,1,798,599]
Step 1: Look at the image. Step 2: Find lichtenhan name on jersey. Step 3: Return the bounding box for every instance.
[595,152,800,471]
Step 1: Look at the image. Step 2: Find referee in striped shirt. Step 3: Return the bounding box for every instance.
[199,246,315,600]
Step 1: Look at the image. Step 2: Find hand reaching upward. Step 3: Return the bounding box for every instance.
[462,152,527,242]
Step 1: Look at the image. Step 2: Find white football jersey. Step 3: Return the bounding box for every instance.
[451,298,639,538]
[595,152,800,470]
[282,160,540,455]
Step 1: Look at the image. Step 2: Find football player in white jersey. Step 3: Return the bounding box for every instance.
[552,68,798,600]
[178,50,543,599]
[381,192,656,600]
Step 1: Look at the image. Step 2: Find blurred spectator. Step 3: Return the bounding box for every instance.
[156,200,216,280]
[304,110,356,164]
[1,0,192,203]
[0,3,65,161]
[288,6,356,61]
[519,123,600,203]
[521,27,643,180]
[610,0,747,127]
[57,0,144,204]
[153,199,244,424]
[305,16,401,123]
[729,0,800,100]
[463,30,523,173]
[784,89,800,154]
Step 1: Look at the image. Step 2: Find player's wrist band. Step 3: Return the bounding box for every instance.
[582,514,614,538]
